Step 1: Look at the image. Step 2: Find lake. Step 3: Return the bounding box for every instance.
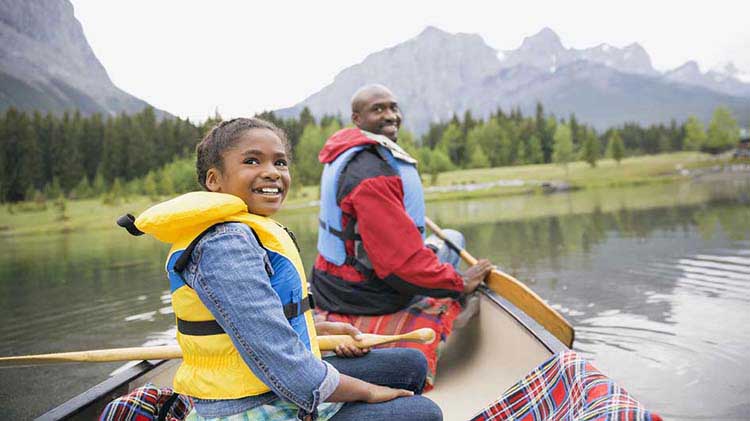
[1,175,749,419]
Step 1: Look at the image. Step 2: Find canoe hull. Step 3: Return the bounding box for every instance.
[39,285,567,420]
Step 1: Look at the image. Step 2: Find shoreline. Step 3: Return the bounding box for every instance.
[1,153,747,237]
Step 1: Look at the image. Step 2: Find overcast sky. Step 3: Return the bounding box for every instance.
[70,0,750,122]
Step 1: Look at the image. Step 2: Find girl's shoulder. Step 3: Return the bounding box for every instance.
[196,222,264,255]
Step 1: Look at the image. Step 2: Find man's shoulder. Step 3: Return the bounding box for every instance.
[343,146,398,179]
[337,147,400,201]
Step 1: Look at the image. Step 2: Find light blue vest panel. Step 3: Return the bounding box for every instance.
[317,145,425,266]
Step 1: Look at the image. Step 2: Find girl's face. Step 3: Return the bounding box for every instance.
[205,128,291,216]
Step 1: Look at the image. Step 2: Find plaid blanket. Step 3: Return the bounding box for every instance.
[315,296,462,391]
[471,351,663,421]
[99,383,193,421]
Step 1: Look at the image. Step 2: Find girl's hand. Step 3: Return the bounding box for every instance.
[315,321,370,358]
[366,384,414,403]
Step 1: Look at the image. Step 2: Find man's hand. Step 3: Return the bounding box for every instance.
[314,321,370,358]
[462,259,493,294]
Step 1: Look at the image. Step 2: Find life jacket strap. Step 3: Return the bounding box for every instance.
[318,218,362,241]
[176,295,314,336]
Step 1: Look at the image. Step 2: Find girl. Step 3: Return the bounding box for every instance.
[130,118,442,421]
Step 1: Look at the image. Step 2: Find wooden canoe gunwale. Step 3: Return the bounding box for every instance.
[477,284,568,355]
[38,284,568,420]
[36,360,169,420]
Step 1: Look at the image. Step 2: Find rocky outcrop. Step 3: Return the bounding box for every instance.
[0,0,166,116]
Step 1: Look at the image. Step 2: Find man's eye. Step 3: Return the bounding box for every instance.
[374,106,383,112]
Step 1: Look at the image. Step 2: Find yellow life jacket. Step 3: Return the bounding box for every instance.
[131,192,321,399]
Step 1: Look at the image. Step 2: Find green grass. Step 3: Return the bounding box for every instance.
[0,152,730,236]
[429,152,714,188]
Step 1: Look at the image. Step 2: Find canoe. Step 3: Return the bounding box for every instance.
[37,284,568,421]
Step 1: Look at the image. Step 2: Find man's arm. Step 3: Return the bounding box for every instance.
[338,153,464,296]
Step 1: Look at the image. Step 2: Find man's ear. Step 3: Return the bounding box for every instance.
[205,168,222,193]
[351,112,360,126]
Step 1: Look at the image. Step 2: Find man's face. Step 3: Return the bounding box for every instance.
[352,90,402,141]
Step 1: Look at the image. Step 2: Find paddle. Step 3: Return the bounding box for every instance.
[0,328,436,367]
[424,217,575,348]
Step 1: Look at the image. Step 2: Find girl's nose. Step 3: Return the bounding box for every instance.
[261,164,281,179]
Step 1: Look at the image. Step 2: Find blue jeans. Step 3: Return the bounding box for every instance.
[326,348,442,421]
[425,229,464,271]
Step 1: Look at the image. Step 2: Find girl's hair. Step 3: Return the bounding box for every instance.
[195,117,290,190]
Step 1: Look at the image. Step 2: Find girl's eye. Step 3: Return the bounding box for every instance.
[244,158,260,165]
[275,159,288,167]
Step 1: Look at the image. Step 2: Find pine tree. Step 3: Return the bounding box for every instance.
[581,129,600,168]
[436,124,463,167]
[57,111,85,193]
[606,131,625,164]
[526,135,544,164]
[683,116,706,151]
[553,123,574,173]
[143,171,158,199]
[71,176,92,199]
[1,108,41,201]
[294,124,326,185]
[299,107,315,128]
[706,106,739,154]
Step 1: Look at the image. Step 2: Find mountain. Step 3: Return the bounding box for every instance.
[277,27,750,134]
[664,61,750,98]
[278,26,502,132]
[0,0,166,116]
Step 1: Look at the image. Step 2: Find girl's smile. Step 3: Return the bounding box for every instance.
[205,128,291,216]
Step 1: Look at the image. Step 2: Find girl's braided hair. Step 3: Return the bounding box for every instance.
[195,117,290,190]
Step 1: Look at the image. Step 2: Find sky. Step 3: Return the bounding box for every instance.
[70,0,750,123]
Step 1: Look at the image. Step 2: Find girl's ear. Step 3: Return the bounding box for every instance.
[205,168,222,192]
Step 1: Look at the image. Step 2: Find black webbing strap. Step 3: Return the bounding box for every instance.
[345,255,375,279]
[176,296,314,336]
[173,223,227,273]
[177,319,225,336]
[116,214,144,236]
[319,219,362,241]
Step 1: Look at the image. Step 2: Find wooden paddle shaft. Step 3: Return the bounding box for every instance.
[0,328,436,366]
[424,217,575,348]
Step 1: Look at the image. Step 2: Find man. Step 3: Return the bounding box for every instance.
[311,84,492,388]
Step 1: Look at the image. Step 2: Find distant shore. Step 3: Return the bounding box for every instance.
[1,152,746,237]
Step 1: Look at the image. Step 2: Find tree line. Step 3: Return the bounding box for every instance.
[0,103,743,203]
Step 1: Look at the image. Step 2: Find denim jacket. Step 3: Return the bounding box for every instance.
[181,223,340,418]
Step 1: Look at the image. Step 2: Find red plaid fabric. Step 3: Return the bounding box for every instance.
[99,383,193,421]
[315,296,462,391]
[471,351,662,421]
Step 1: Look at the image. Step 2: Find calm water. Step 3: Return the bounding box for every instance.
[1,176,749,419]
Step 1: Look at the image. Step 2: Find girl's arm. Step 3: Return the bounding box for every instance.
[187,223,410,410]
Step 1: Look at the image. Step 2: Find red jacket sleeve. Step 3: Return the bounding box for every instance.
[341,175,464,295]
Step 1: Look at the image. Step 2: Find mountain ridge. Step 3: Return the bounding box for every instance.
[277,26,750,134]
[0,0,167,117]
